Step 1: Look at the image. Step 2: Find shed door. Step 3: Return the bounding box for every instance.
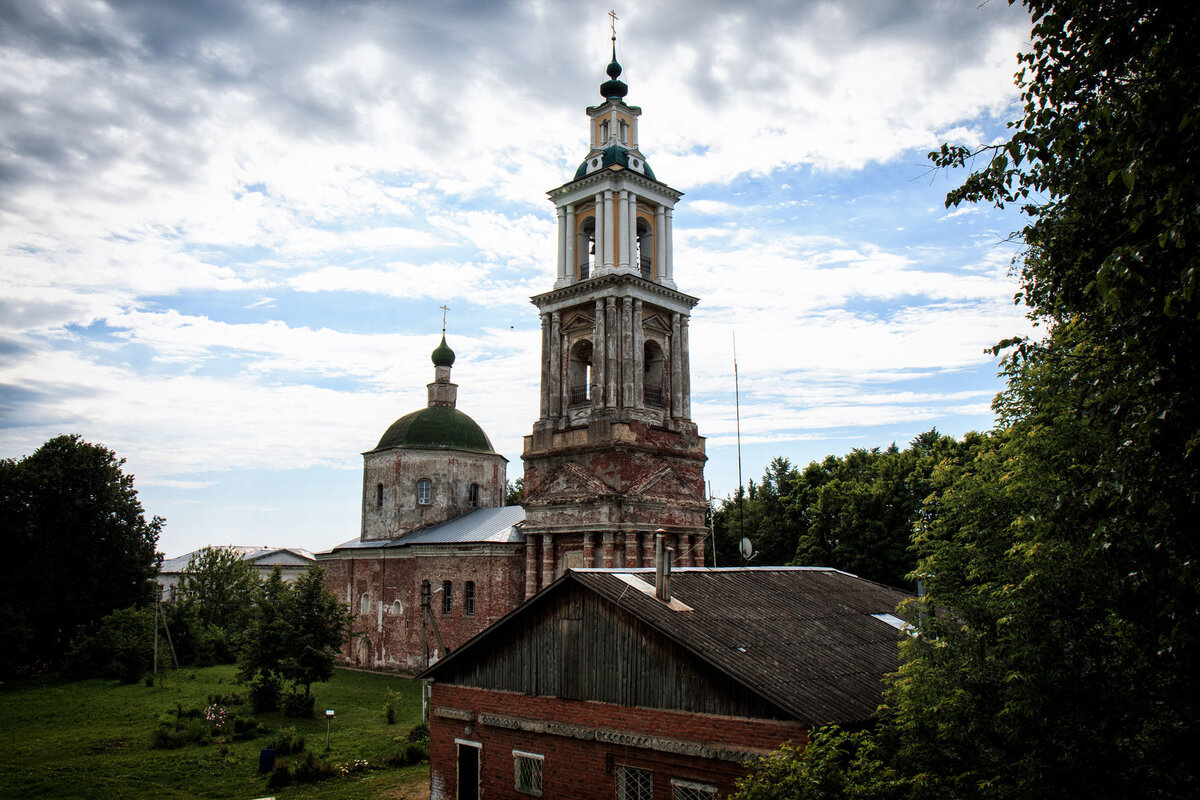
[457,741,480,800]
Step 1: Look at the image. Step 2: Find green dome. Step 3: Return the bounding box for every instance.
[431,336,455,367]
[374,406,496,454]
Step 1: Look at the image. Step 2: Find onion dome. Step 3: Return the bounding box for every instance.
[431,335,455,367]
[374,406,496,454]
[600,47,628,100]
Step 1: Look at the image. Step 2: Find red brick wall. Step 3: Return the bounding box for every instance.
[428,684,807,800]
[321,547,525,671]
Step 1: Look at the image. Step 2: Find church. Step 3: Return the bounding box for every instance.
[318,47,708,672]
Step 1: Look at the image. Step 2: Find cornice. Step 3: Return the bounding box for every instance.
[547,167,683,203]
[530,271,699,310]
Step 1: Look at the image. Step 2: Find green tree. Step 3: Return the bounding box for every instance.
[67,605,160,684]
[175,546,260,665]
[0,434,162,674]
[238,567,292,711]
[505,477,524,506]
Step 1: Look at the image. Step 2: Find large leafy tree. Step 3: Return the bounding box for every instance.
[175,546,260,665]
[732,2,1200,798]
[0,434,162,673]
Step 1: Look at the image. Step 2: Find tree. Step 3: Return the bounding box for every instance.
[239,566,350,716]
[735,2,1200,797]
[175,546,260,665]
[505,477,524,507]
[0,434,162,674]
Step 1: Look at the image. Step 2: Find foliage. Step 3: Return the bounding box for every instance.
[0,434,162,674]
[729,728,907,800]
[68,605,161,683]
[269,726,307,756]
[505,476,524,506]
[385,687,405,724]
[238,565,352,711]
[711,432,981,587]
[174,547,260,665]
[292,750,337,783]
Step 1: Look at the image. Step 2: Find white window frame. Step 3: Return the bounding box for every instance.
[670,778,718,800]
[513,749,544,796]
[417,478,432,505]
[616,765,652,800]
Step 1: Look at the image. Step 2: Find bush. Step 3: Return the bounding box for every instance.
[270,726,306,756]
[384,688,405,725]
[387,742,428,766]
[67,605,159,683]
[265,765,293,790]
[248,672,281,713]
[230,714,261,740]
[292,751,336,784]
[407,721,430,746]
[151,717,211,749]
[282,689,314,718]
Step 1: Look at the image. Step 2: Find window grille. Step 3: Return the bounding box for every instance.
[616,766,652,800]
[417,479,431,505]
[469,483,479,507]
[513,750,543,795]
[670,779,718,800]
[465,581,476,615]
[442,580,452,614]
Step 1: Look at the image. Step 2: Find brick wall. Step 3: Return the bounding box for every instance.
[428,684,807,800]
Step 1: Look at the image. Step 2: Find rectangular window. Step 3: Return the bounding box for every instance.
[376,482,384,507]
[442,580,453,614]
[616,766,652,800]
[417,479,431,505]
[513,750,543,796]
[670,779,718,800]
[465,581,476,615]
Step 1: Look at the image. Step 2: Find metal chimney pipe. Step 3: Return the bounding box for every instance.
[664,546,674,603]
[655,532,666,600]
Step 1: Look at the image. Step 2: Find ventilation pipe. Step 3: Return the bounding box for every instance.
[654,530,672,602]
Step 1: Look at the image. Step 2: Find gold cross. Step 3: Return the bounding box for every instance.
[439,304,451,334]
[609,9,619,43]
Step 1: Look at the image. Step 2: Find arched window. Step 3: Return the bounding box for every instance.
[568,340,593,406]
[417,478,431,505]
[644,341,666,407]
[391,599,403,615]
[577,215,596,279]
[359,592,370,616]
[636,217,654,280]
[619,119,628,144]
[469,483,479,507]
[376,482,384,507]
[600,120,610,142]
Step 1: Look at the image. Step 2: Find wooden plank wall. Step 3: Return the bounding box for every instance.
[437,585,789,720]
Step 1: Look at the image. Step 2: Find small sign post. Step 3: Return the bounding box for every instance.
[325,709,335,750]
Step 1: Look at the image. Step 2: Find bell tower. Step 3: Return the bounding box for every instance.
[521,45,708,598]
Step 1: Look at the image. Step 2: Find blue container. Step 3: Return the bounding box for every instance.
[259,747,276,773]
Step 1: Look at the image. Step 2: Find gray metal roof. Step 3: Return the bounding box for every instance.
[159,546,315,575]
[326,505,526,553]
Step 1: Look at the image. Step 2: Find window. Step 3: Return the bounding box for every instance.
[469,483,479,507]
[417,478,431,505]
[513,750,543,795]
[442,580,453,614]
[670,779,718,800]
[376,482,384,507]
[616,766,652,800]
[391,599,403,615]
[600,120,610,142]
[619,119,628,143]
[359,592,370,616]
[464,581,476,615]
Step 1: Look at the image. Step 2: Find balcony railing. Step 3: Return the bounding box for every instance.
[644,386,665,407]
[569,385,589,406]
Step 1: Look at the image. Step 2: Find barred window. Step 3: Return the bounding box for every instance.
[442,580,452,614]
[513,750,543,796]
[417,478,431,505]
[616,765,652,800]
[670,778,718,800]
[465,581,476,615]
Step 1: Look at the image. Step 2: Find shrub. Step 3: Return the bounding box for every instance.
[265,765,293,790]
[282,689,314,718]
[292,751,336,784]
[407,721,430,746]
[248,672,281,713]
[230,714,261,740]
[151,717,212,749]
[270,726,306,756]
[384,688,405,725]
[387,742,428,766]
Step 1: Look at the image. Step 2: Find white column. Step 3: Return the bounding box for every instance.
[663,208,676,288]
[594,193,605,274]
[670,312,683,418]
[655,205,667,283]
[593,299,605,409]
[621,297,634,408]
[618,190,630,271]
[605,297,618,408]
[603,189,616,271]
[564,204,576,286]
[549,312,562,418]
[539,313,550,419]
[556,206,566,285]
[633,298,644,410]
[681,315,691,419]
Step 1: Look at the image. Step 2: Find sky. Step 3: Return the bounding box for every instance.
[1,0,1038,559]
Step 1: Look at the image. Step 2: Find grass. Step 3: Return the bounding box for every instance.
[0,666,429,800]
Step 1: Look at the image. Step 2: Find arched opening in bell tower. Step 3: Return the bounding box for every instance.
[577,216,596,280]
[644,340,666,407]
[636,217,654,280]
[568,340,594,406]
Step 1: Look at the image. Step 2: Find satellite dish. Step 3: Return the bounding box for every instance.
[739,537,754,560]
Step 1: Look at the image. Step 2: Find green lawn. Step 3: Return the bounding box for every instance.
[0,666,429,800]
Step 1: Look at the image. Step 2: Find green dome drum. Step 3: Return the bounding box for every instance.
[375,406,496,454]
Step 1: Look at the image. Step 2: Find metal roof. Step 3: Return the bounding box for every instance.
[325,505,526,553]
[426,566,910,725]
[159,546,315,575]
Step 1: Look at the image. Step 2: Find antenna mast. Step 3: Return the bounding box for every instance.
[734,332,745,561]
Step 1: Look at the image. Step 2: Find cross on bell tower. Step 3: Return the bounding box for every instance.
[520,42,707,598]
